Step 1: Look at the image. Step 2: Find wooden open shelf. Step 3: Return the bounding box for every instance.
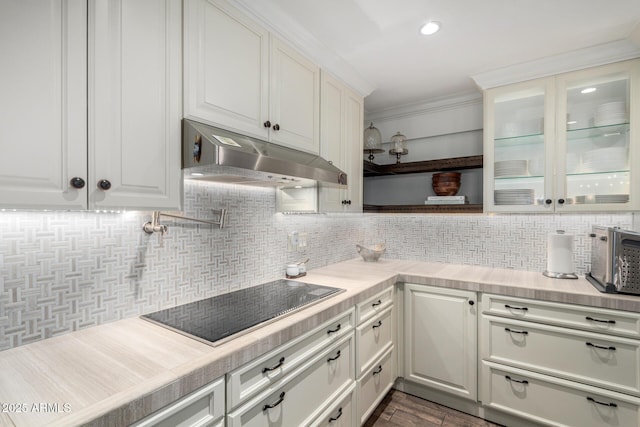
[363,155,483,177]
[363,154,484,214]
[363,204,483,214]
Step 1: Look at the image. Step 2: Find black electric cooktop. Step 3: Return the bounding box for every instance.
[142,279,342,346]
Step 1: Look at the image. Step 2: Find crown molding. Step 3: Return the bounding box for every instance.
[364,91,482,123]
[471,39,640,90]
[229,0,376,97]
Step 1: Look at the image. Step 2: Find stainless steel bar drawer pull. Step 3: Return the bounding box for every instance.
[329,407,343,422]
[372,320,383,329]
[504,304,528,311]
[505,375,529,385]
[586,342,616,351]
[263,391,286,411]
[586,316,616,324]
[373,365,383,375]
[327,350,341,362]
[262,357,285,373]
[327,324,341,334]
[587,397,618,408]
[505,327,528,335]
[372,299,382,307]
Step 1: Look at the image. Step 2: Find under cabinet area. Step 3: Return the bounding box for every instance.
[480,293,640,426]
[184,0,320,155]
[0,0,182,210]
[484,58,640,213]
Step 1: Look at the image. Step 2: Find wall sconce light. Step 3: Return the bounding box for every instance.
[363,122,384,161]
[389,131,408,163]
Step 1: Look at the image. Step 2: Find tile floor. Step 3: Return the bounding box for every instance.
[364,389,504,427]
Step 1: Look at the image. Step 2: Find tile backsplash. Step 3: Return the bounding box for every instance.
[0,180,633,351]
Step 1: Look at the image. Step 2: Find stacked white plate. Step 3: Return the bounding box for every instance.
[494,189,535,205]
[495,160,528,177]
[595,194,629,204]
[594,101,628,127]
[575,194,629,204]
[582,147,628,172]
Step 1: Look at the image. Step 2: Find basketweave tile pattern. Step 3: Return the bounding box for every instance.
[0,178,633,351]
[364,213,632,274]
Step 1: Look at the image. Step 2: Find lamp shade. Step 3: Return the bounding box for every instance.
[364,122,382,150]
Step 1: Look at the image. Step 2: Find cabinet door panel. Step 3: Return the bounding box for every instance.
[404,284,477,401]
[0,0,87,209]
[344,89,363,211]
[184,0,269,139]
[89,0,182,210]
[319,72,345,211]
[269,37,320,154]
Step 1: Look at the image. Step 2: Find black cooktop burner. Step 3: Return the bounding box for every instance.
[142,279,342,346]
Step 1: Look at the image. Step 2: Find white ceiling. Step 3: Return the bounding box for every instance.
[234,0,640,115]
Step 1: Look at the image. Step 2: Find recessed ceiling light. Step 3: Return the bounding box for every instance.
[581,87,596,94]
[191,172,204,176]
[420,21,440,36]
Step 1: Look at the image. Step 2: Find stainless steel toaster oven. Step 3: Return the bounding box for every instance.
[586,225,640,294]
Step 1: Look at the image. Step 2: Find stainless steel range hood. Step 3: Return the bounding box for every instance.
[182,119,347,188]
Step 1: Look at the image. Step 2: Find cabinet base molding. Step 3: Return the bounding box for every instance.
[392,379,545,427]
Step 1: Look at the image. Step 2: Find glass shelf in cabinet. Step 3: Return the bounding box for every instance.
[494,175,544,181]
[494,132,544,144]
[566,169,630,179]
[566,123,629,140]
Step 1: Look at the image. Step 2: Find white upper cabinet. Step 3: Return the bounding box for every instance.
[0,0,182,211]
[319,72,363,212]
[183,0,269,140]
[89,0,182,210]
[184,0,321,154]
[269,36,320,154]
[0,0,88,210]
[484,59,640,213]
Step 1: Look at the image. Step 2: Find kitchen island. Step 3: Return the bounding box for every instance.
[1,258,639,426]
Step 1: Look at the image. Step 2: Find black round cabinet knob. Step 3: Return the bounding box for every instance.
[70,177,85,189]
[98,179,112,190]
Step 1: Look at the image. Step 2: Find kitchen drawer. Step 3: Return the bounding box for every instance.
[481,360,640,427]
[309,382,356,427]
[132,376,224,427]
[357,287,393,325]
[226,334,354,427]
[482,293,640,339]
[357,346,394,426]
[356,306,393,377]
[226,308,354,410]
[481,315,640,396]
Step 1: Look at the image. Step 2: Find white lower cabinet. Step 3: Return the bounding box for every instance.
[357,347,394,425]
[132,376,225,427]
[355,287,396,425]
[480,293,640,426]
[404,284,478,401]
[309,383,357,427]
[482,361,640,427]
[226,334,354,426]
[226,309,354,411]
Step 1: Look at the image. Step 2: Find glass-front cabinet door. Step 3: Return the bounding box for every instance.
[555,60,639,211]
[484,59,639,213]
[484,78,554,212]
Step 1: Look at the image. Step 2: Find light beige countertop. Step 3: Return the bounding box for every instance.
[1,258,639,426]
